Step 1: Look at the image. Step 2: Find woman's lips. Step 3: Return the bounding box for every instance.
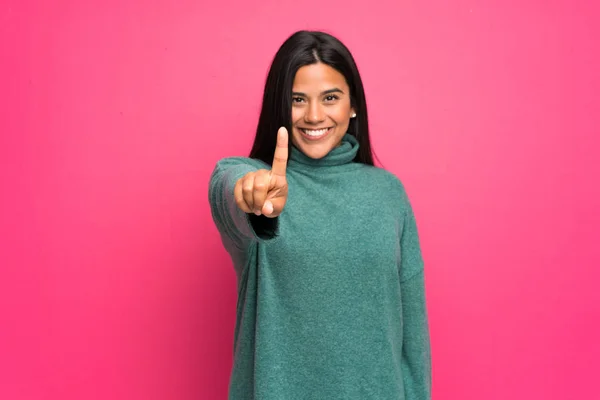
[299,127,333,141]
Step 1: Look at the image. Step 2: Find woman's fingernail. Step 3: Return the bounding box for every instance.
[264,201,273,215]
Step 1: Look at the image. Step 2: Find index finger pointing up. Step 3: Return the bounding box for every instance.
[271,127,288,177]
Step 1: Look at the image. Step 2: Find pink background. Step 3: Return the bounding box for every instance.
[1,0,599,399]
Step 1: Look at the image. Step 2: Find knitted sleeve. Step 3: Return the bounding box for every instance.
[399,193,432,399]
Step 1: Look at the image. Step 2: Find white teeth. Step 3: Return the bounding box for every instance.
[302,128,329,136]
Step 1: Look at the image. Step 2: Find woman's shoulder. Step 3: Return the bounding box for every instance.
[213,156,270,171]
[357,164,412,205]
[361,164,407,189]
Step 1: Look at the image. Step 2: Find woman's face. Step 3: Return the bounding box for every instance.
[290,63,355,159]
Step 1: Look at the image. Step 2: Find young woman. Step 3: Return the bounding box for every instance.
[209,30,431,400]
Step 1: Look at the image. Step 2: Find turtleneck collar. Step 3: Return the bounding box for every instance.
[288,133,360,168]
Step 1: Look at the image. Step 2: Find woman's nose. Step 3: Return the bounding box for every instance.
[305,102,325,123]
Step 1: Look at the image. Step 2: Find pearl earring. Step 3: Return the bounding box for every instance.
[351,113,357,118]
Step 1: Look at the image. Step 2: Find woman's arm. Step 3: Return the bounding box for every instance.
[399,198,432,399]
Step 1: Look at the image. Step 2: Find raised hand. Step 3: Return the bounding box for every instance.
[234,127,289,218]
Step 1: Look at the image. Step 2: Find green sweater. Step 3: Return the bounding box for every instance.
[209,134,431,400]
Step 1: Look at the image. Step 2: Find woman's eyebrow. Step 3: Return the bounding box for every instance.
[292,88,345,97]
[321,88,344,95]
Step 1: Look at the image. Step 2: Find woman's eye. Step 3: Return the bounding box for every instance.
[325,95,338,102]
[292,97,304,103]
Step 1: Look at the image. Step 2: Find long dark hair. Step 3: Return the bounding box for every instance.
[249,30,375,166]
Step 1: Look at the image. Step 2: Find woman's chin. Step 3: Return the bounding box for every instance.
[300,146,329,159]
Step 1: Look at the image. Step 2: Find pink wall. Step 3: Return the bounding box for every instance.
[1,0,598,399]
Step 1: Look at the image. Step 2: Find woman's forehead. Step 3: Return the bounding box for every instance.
[292,63,349,92]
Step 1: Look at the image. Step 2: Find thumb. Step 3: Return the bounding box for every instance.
[262,200,274,216]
